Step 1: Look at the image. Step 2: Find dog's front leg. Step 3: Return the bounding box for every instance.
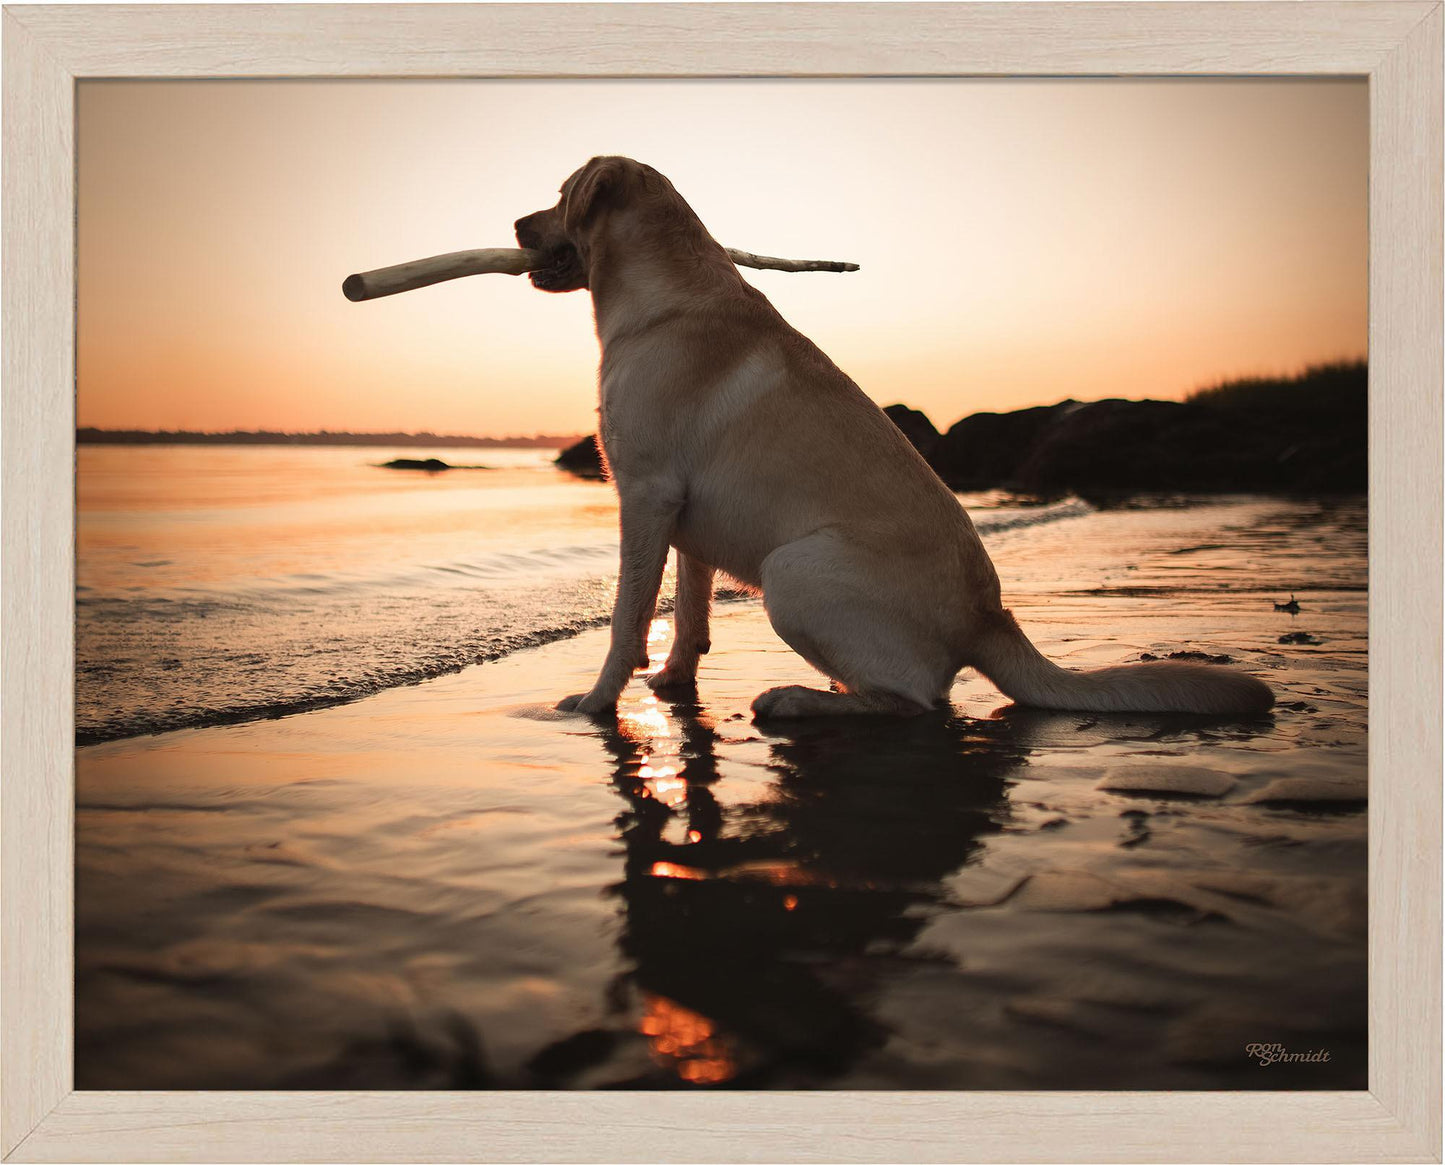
[558,483,679,714]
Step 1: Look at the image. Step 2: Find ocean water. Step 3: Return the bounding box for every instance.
[76,445,1094,743]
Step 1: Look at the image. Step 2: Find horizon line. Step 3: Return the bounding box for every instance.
[76,427,585,446]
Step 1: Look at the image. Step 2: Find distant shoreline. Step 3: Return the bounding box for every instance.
[76,428,581,449]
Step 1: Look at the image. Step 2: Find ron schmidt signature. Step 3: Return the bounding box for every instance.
[1245,1042,1332,1066]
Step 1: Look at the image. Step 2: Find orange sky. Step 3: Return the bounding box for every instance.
[78,78,1366,436]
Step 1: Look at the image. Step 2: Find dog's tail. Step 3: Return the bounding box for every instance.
[970,609,1274,715]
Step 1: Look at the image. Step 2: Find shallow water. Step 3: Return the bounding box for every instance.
[77,445,1091,743]
[76,489,1366,1090]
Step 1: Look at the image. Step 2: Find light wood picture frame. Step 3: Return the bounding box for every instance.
[3,2,1440,1160]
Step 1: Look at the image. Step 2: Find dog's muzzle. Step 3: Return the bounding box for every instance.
[527,243,583,291]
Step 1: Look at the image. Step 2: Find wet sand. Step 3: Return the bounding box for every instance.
[75,497,1366,1089]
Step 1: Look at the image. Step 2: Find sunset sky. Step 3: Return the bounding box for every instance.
[78,78,1366,437]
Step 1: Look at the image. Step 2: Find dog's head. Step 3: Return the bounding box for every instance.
[513,156,654,293]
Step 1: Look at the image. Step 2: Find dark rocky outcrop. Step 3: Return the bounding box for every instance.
[555,435,606,479]
[928,362,1366,496]
[882,404,941,459]
[928,402,1077,490]
[382,457,451,471]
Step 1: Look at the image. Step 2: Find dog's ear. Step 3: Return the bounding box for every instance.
[562,157,624,235]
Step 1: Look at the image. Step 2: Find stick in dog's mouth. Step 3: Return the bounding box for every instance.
[342,246,860,302]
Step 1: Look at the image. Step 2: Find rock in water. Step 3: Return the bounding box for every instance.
[554,435,606,480]
[382,457,451,471]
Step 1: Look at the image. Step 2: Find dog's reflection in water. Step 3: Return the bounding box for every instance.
[581,686,1022,1087]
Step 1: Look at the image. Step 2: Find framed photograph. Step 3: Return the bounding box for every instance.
[4,1,1439,1161]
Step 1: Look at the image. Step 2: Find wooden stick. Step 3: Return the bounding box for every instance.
[342,246,859,301]
[342,249,541,301]
[721,249,859,274]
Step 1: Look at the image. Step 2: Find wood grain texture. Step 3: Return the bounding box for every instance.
[1,8,77,1160]
[1367,2,1444,1154]
[3,1090,1427,1163]
[2,1,1439,76]
[1,2,1440,1162]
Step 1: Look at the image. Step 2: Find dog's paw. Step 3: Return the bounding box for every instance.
[646,660,699,692]
[556,690,617,715]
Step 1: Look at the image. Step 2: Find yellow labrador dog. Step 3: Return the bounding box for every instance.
[515,156,1274,719]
